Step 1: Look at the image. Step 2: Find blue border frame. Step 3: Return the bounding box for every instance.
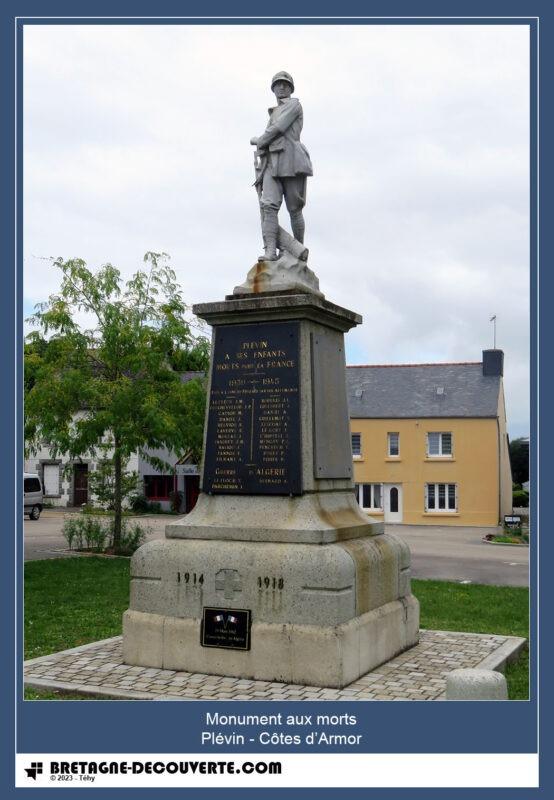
[3,1,548,797]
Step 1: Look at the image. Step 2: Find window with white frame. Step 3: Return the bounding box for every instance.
[387,432,400,457]
[355,483,383,511]
[426,431,453,457]
[351,432,362,457]
[425,483,457,512]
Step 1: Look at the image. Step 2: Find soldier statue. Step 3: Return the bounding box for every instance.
[250,71,313,262]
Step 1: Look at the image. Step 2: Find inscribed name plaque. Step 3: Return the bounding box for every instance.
[201,607,252,651]
[203,322,301,495]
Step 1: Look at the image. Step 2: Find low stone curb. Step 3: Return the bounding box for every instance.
[24,678,157,701]
[24,630,527,702]
[476,637,527,672]
[481,538,529,548]
[24,635,123,668]
[41,549,132,560]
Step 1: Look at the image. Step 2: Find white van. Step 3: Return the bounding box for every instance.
[24,473,43,520]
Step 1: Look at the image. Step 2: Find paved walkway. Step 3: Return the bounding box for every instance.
[24,630,524,701]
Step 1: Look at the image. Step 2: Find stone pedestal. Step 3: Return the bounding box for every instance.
[123,291,419,688]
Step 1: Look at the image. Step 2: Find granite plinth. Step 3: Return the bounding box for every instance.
[123,597,419,689]
[165,491,384,544]
[123,290,420,687]
[193,292,361,333]
[194,307,356,495]
[128,533,412,627]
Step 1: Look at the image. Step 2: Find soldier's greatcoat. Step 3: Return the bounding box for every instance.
[256,98,313,178]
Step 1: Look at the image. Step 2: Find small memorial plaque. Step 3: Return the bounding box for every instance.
[201,607,252,651]
[203,321,302,495]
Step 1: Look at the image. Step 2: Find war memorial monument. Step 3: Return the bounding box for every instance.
[122,71,420,688]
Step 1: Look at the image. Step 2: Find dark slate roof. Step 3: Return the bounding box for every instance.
[346,363,501,419]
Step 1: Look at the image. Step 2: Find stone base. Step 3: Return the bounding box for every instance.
[123,596,419,688]
[123,289,420,689]
[165,491,384,544]
[124,512,419,687]
[127,533,414,627]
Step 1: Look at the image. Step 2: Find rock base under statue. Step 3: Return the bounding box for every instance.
[234,251,323,298]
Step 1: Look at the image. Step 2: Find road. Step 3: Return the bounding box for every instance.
[24,511,529,587]
[23,511,167,562]
[386,523,529,587]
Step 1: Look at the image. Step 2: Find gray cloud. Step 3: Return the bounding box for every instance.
[24,23,530,437]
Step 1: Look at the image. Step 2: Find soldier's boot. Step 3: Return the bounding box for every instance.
[290,210,305,245]
[260,208,279,261]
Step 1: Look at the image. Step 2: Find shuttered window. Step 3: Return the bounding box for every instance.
[351,433,362,457]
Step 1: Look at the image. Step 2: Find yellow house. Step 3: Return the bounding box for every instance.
[347,350,513,527]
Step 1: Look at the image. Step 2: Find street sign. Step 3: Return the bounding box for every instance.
[175,464,199,476]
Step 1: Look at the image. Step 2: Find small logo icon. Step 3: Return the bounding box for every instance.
[25,762,43,780]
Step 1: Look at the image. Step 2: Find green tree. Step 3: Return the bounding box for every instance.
[509,437,529,486]
[87,455,140,511]
[24,336,49,394]
[25,252,209,551]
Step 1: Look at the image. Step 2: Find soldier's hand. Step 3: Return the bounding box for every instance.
[250,137,259,146]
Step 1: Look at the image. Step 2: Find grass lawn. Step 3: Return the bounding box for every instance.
[24,557,130,660]
[24,559,529,700]
[412,579,529,700]
[411,579,528,638]
[24,687,103,700]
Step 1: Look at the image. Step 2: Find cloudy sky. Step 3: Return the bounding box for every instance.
[23,23,530,437]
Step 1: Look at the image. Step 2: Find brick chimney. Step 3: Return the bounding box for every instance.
[482,349,504,377]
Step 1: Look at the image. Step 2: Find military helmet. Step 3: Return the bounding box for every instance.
[271,71,294,92]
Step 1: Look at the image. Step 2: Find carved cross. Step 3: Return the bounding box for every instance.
[215,569,242,601]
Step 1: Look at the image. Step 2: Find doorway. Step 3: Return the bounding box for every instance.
[73,463,89,506]
[384,483,403,523]
[184,475,200,513]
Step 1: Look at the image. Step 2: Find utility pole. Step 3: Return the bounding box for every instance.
[490,315,497,349]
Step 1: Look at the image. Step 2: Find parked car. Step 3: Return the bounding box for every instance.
[24,472,43,520]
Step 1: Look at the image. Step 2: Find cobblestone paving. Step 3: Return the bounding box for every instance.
[24,629,522,701]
